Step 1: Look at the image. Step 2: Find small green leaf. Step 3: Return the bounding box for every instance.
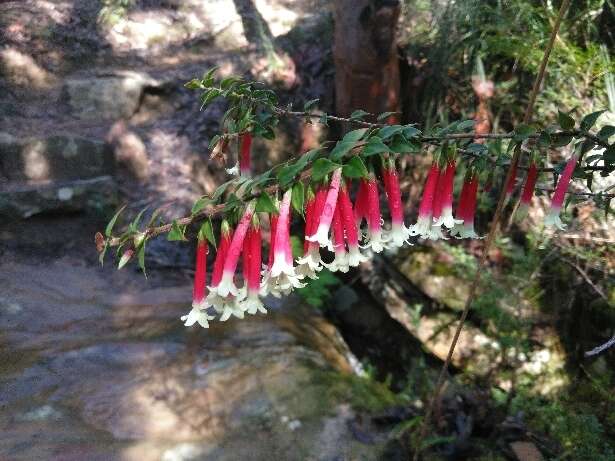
[184,79,203,90]
[192,196,213,215]
[199,219,216,249]
[220,76,240,90]
[105,205,126,237]
[377,111,398,122]
[200,88,222,109]
[319,113,329,126]
[377,125,404,140]
[402,126,421,138]
[551,134,573,147]
[291,182,305,216]
[201,67,218,87]
[362,136,390,156]
[342,156,368,178]
[342,128,369,143]
[580,110,606,132]
[457,119,475,131]
[329,129,368,162]
[129,207,149,233]
[98,242,108,267]
[350,109,370,120]
[168,220,187,241]
[466,143,488,155]
[597,125,615,142]
[277,164,303,188]
[255,193,278,214]
[537,130,551,148]
[557,110,575,130]
[137,240,147,278]
[389,135,420,154]
[212,181,231,201]
[513,124,535,142]
[304,98,319,111]
[311,158,340,182]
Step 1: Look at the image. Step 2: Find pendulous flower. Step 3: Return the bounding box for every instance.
[433,160,462,231]
[241,217,267,315]
[296,187,326,279]
[181,236,215,328]
[205,221,245,321]
[262,189,306,296]
[307,168,342,247]
[450,174,481,239]
[362,173,389,252]
[382,160,412,248]
[516,161,538,220]
[409,162,442,240]
[337,182,368,266]
[323,204,350,272]
[544,154,578,230]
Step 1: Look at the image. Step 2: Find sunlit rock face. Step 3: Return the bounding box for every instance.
[0,255,384,460]
[63,71,161,120]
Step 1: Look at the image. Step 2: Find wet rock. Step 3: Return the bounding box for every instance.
[63,71,160,120]
[0,255,386,460]
[0,133,114,182]
[0,176,116,218]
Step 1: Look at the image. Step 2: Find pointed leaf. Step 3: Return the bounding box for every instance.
[312,158,340,182]
[105,205,126,237]
[291,182,305,216]
[580,110,606,132]
[342,156,368,178]
[558,110,575,130]
[255,192,278,214]
[168,220,187,241]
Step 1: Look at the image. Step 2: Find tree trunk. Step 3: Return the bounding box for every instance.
[333,0,401,126]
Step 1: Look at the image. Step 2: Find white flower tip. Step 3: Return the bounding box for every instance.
[544,209,567,230]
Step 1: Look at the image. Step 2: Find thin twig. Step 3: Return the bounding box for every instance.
[411,1,571,459]
[585,336,615,357]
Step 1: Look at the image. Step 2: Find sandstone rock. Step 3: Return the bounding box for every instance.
[63,71,160,120]
[0,176,116,218]
[107,121,149,180]
[0,133,113,182]
[0,47,56,92]
[0,255,386,460]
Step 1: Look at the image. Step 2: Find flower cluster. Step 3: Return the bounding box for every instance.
[180,135,585,328]
[181,156,496,328]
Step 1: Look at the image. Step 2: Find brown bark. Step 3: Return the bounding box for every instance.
[333,0,401,126]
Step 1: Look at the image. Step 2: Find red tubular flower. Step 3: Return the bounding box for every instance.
[337,183,368,267]
[239,133,252,177]
[181,235,214,328]
[382,160,411,248]
[307,168,342,247]
[409,162,442,240]
[216,202,256,298]
[362,173,388,252]
[544,154,578,230]
[433,160,462,231]
[241,218,266,314]
[450,175,481,239]
[354,178,369,228]
[505,159,518,198]
[516,161,538,219]
[297,187,325,279]
[210,221,233,288]
[324,203,350,272]
[262,190,306,297]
